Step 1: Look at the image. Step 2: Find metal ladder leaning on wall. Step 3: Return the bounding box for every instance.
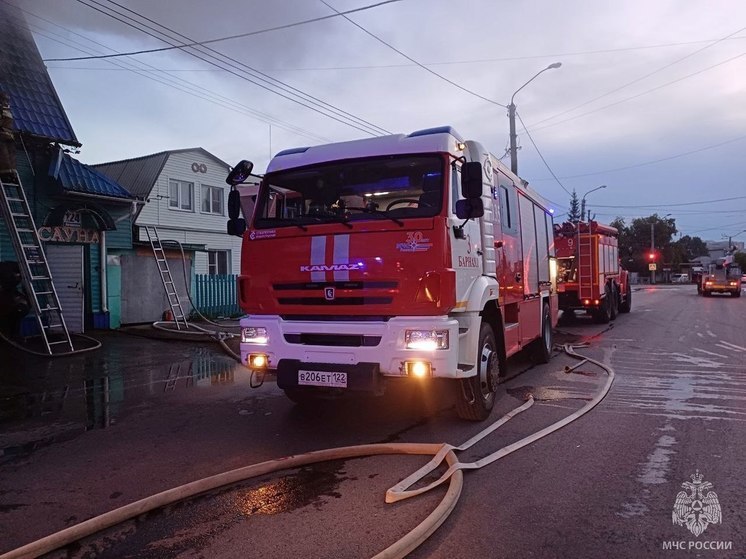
[144,225,188,330]
[577,223,594,301]
[0,171,74,354]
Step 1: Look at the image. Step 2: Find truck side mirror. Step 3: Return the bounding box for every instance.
[456,198,484,220]
[228,188,241,220]
[227,218,246,237]
[226,160,254,186]
[461,162,483,199]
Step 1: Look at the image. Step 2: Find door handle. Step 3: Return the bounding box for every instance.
[67,282,80,289]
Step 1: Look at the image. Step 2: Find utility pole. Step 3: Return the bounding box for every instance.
[650,222,656,285]
[508,103,518,174]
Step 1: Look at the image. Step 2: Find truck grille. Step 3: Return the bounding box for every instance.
[283,333,382,347]
[273,280,398,306]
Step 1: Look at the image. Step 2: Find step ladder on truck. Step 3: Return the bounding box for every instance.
[0,172,74,354]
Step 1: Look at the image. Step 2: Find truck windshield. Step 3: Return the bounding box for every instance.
[253,155,444,229]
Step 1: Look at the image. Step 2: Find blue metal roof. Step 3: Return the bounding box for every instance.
[50,149,134,200]
[0,3,79,146]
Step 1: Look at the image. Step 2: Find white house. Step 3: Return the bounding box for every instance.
[93,148,242,275]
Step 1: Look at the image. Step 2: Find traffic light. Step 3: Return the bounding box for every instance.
[648,252,656,261]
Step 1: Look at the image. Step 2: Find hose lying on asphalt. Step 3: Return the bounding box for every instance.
[0,329,102,357]
[0,344,614,559]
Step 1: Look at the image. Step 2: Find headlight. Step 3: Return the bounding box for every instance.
[405,329,449,350]
[242,326,268,344]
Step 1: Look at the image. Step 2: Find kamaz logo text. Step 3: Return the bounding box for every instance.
[300,264,360,272]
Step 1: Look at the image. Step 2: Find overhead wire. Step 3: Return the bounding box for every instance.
[317,0,506,109]
[25,19,331,144]
[514,111,572,197]
[99,0,392,136]
[530,133,746,181]
[526,24,746,130]
[41,0,402,62]
[65,0,391,137]
[589,195,746,208]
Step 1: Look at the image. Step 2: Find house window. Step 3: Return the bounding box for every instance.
[201,185,224,215]
[169,179,194,211]
[208,250,229,275]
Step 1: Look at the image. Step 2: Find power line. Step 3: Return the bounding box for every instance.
[590,195,746,209]
[42,0,402,62]
[19,7,331,143]
[514,111,572,197]
[100,0,390,136]
[71,0,389,136]
[527,24,746,130]
[318,0,506,109]
[530,134,746,181]
[45,35,746,74]
[526,51,746,134]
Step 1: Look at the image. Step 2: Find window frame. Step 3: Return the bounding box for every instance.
[201,184,225,216]
[207,249,230,275]
[168,179,195,212]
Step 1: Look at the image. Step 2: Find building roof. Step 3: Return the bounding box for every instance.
[0,2,79,146]
[49,148,134,200]
[92,147,231,199]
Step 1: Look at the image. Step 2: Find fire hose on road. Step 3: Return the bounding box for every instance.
[0,344,614,559]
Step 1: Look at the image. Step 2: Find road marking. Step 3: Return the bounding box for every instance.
[715,343,743,353]
[692,348,729,358]
[719,340,746,352]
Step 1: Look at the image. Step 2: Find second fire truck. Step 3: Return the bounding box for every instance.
[554,220,631,322]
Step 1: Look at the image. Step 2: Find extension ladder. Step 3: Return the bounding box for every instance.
[0,172,74,353]
[144,225,188,330]
[577,225,595,300]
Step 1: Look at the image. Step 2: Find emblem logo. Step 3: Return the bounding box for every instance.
[324,287,335,301]
[672,470,722,537]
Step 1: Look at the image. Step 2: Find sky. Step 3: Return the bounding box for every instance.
[11,0,746,241]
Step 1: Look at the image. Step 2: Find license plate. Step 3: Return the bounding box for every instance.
[298,370,348,388]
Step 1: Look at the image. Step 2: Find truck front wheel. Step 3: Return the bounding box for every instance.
[455,322,500,421]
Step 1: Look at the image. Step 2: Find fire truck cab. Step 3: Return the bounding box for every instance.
[554,220,631,322]
[227,126,558,420]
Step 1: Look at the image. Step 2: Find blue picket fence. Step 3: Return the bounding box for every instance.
[193,274,241,318]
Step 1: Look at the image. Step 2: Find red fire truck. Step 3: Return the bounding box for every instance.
[226,126,558,420]
[554,220,631,322]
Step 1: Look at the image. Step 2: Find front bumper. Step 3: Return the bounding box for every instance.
[239,315,462,379]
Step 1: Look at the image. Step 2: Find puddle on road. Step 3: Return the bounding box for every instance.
[0,343,241,462]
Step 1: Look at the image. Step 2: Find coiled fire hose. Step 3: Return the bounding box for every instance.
[0,344,613,559]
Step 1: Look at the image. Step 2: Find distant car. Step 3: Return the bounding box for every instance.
[672,273,689,283]
[742,273,746,283]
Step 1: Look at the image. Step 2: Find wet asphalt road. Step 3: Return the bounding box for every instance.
[0,284,744,558]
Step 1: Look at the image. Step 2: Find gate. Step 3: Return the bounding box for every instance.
[193,274,240,318]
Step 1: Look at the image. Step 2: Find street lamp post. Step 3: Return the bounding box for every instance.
[722,229,746,251]
[508,62,562,175]
[580,185,607,222]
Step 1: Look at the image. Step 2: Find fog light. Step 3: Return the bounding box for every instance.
[583,299,590,305]
[405,360,432,378]
[249,353,268,368]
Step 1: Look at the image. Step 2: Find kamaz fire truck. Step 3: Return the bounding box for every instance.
[698,253,742,297]
[226,126,558,420]
[554,220,631,322]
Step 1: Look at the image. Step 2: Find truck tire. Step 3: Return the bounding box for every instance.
[455,322,500,421]
[530,302,553,364]
[618,282,632,313]
[594,285,613,323]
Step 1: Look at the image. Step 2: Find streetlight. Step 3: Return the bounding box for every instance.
[508,62,562,174]
[580,185,606,222]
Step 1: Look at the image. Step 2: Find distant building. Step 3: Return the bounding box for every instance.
[704,240,744,260]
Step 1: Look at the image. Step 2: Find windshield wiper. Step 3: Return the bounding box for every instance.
[346,207,404,227]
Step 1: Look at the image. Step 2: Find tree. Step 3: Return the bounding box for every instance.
[734,252,746,271]
[612,214,677,275]
[568,189,581,223]
[671,235,709,264]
